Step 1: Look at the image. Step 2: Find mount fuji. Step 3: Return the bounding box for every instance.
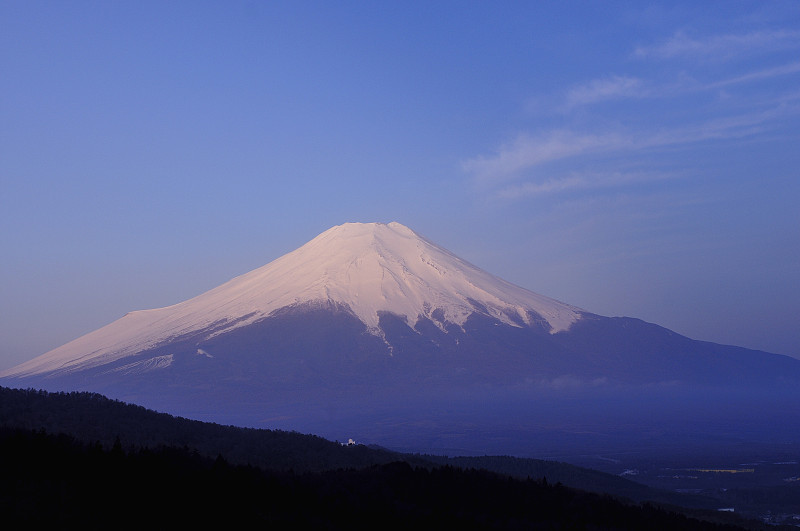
[3,222,799,454]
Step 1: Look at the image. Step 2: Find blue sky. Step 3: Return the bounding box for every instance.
[2,1,799,370]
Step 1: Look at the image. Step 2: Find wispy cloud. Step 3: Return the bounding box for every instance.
[645,104,798,145]
[634,29,800,60]
[464,103,795,195]
[706,60,800,89]
[564,60,800,109]
[467,23,800,208]
[462,131,629,183]
[495,171,674,200]
[564,76,645,108]
[495,175,589,199]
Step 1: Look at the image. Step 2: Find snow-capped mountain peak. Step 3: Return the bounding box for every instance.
[264,221,581,331]
[1,222,582,378]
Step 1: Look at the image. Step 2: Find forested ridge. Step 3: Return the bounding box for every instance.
[0,386,765,528]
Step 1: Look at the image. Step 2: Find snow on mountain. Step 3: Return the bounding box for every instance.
[1,222,582,378]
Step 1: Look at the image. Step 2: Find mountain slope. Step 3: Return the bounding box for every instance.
[2,221,799,455]
[2,222,580,378]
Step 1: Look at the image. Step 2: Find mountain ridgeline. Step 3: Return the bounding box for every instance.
[2,222,799,454]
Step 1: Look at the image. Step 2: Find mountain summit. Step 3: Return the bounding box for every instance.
[3,222,800,454]
[2,222,580,379]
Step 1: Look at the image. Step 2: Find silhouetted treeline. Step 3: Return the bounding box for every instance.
[0,386,768,528]
[0,426,750,529]
[0,386,678,497]
[0,386,412,472]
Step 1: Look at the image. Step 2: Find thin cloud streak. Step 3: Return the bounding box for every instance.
[462,131,630,183]
[564,61,800,110]
[496,176,589,199]
[496,171,677,200]
[564,76,645,108]
[645,103,800,145]
[464,103,796,194]
[706,61,800,89]
[634,29,800,60]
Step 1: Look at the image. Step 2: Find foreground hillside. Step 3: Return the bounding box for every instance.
[0,386,765,528]
[0,386,709,503]
[2,426,755,529]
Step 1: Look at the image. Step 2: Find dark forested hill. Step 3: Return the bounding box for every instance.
[0,386,765,529]
[1,426,756,529]
[0,386,411,472]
